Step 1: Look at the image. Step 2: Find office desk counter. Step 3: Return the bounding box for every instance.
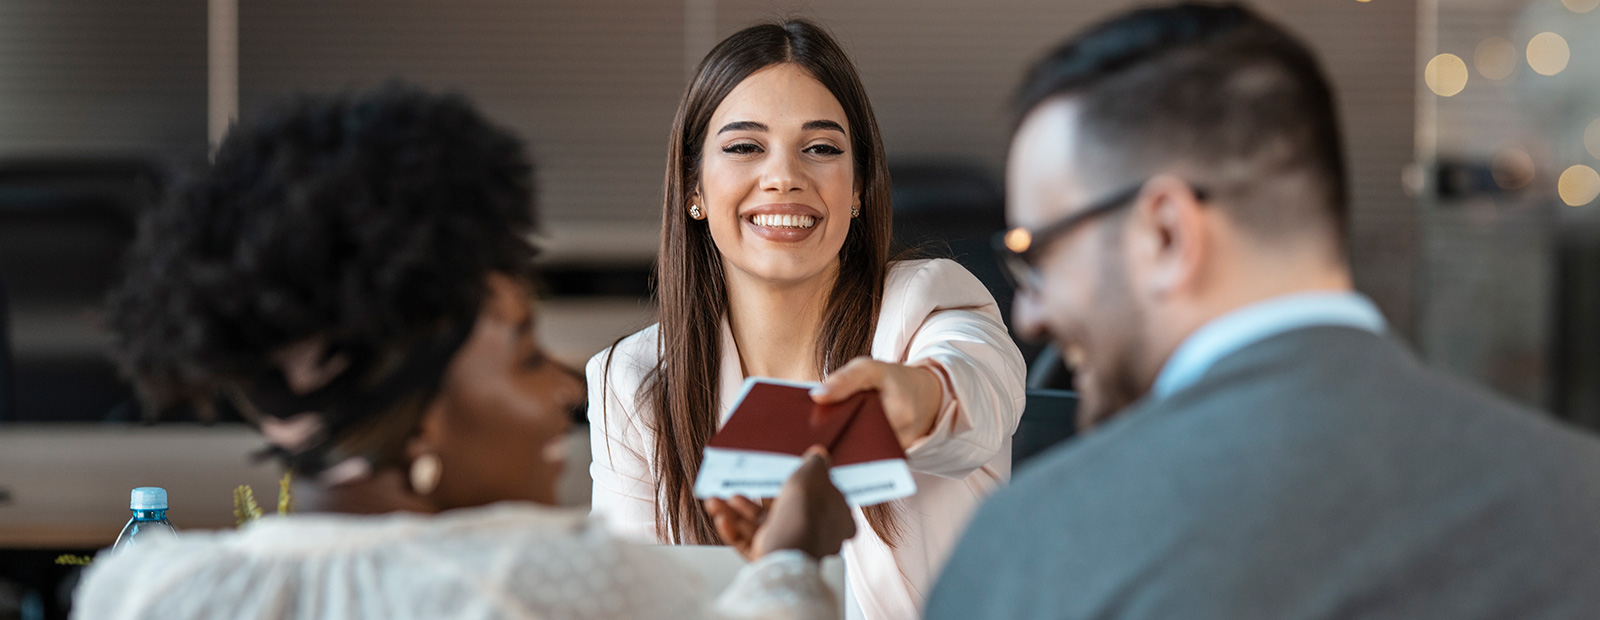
[0,425,279,548]
[0,424,596,549]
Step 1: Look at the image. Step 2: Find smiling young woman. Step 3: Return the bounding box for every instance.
[587,19,1027,620]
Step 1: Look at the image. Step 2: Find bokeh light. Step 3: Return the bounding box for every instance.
[1526,32,1570,76]
[1473,38,1517,80]
[1425,53,1468,97]
[1491,149,1535,190]
[1586,118,1600,160]
[1004,228,1032,253]
[1562,0,1599,14]
[1558,165,1600,206]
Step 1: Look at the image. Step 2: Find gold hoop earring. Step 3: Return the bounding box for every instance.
[409,453,442,495]
[689,204,704,220]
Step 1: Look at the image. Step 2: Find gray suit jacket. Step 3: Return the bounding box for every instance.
[927,327,1600,619]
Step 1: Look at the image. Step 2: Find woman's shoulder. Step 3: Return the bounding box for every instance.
[585,323,662,386]
[75,504,613,617]
[883,258,998,312]
[98,503,591,563]
[870,259,1001,358]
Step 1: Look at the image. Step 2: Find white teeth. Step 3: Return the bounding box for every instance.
[751,213,817,229]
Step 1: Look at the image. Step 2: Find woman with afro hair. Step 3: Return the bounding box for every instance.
[75,83,854,620]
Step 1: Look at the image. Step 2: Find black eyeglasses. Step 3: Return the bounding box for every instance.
[992,182,1207,291]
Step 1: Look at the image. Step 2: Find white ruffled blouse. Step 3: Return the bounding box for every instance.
[72,502,839,620]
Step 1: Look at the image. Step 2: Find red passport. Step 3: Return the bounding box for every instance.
[694,378,916,506]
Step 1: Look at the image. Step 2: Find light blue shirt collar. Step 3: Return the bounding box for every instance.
[1151,291,1387,400]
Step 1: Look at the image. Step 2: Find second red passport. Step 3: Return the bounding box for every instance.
[694,378,917,506]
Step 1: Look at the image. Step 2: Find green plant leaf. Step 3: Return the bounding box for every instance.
[233,485,262,527]
[277,472,292,515]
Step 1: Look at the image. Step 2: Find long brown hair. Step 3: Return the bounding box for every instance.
[627,19,896,545]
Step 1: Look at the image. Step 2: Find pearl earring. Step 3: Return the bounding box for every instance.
[851,204,860,218]
[689,204,704,220]
[409,453,442,495]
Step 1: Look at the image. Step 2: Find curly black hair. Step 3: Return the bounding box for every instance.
[108,82,538,422]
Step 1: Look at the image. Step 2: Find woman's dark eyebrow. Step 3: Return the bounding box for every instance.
[716,120,845,135]
[802,120,846,134]
[717,121,767,134]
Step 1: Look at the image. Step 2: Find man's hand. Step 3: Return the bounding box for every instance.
[705,495,765,561]
[810,357,946,449]
[704,446,856,561]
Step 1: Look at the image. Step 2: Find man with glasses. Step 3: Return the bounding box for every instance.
[929,3,1600,618]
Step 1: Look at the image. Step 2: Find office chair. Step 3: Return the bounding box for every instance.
[1013,388,1078,469]
[1027,344,1074,391]
[1008,344,1082,468]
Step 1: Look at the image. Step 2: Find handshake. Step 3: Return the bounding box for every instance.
[703,446,858,562]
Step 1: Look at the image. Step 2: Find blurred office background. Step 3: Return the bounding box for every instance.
[0,0,1596,617]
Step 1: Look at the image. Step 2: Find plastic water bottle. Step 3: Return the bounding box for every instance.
[111,487,176,552]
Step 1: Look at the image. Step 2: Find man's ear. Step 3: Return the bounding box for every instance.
[1127,174,1208,299]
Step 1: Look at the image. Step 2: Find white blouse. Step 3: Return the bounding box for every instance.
[72,502,840,620]
[588,258,1028,620]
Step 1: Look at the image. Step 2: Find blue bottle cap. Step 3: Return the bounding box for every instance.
[130,487,167,510]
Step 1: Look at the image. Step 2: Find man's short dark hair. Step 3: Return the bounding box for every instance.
[108,82,538,414]
[1015,2,1347,245]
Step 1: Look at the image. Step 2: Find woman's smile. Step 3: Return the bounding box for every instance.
[743,202,825,242]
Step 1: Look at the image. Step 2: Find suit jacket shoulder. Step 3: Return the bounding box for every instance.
[930,326,1600,620]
